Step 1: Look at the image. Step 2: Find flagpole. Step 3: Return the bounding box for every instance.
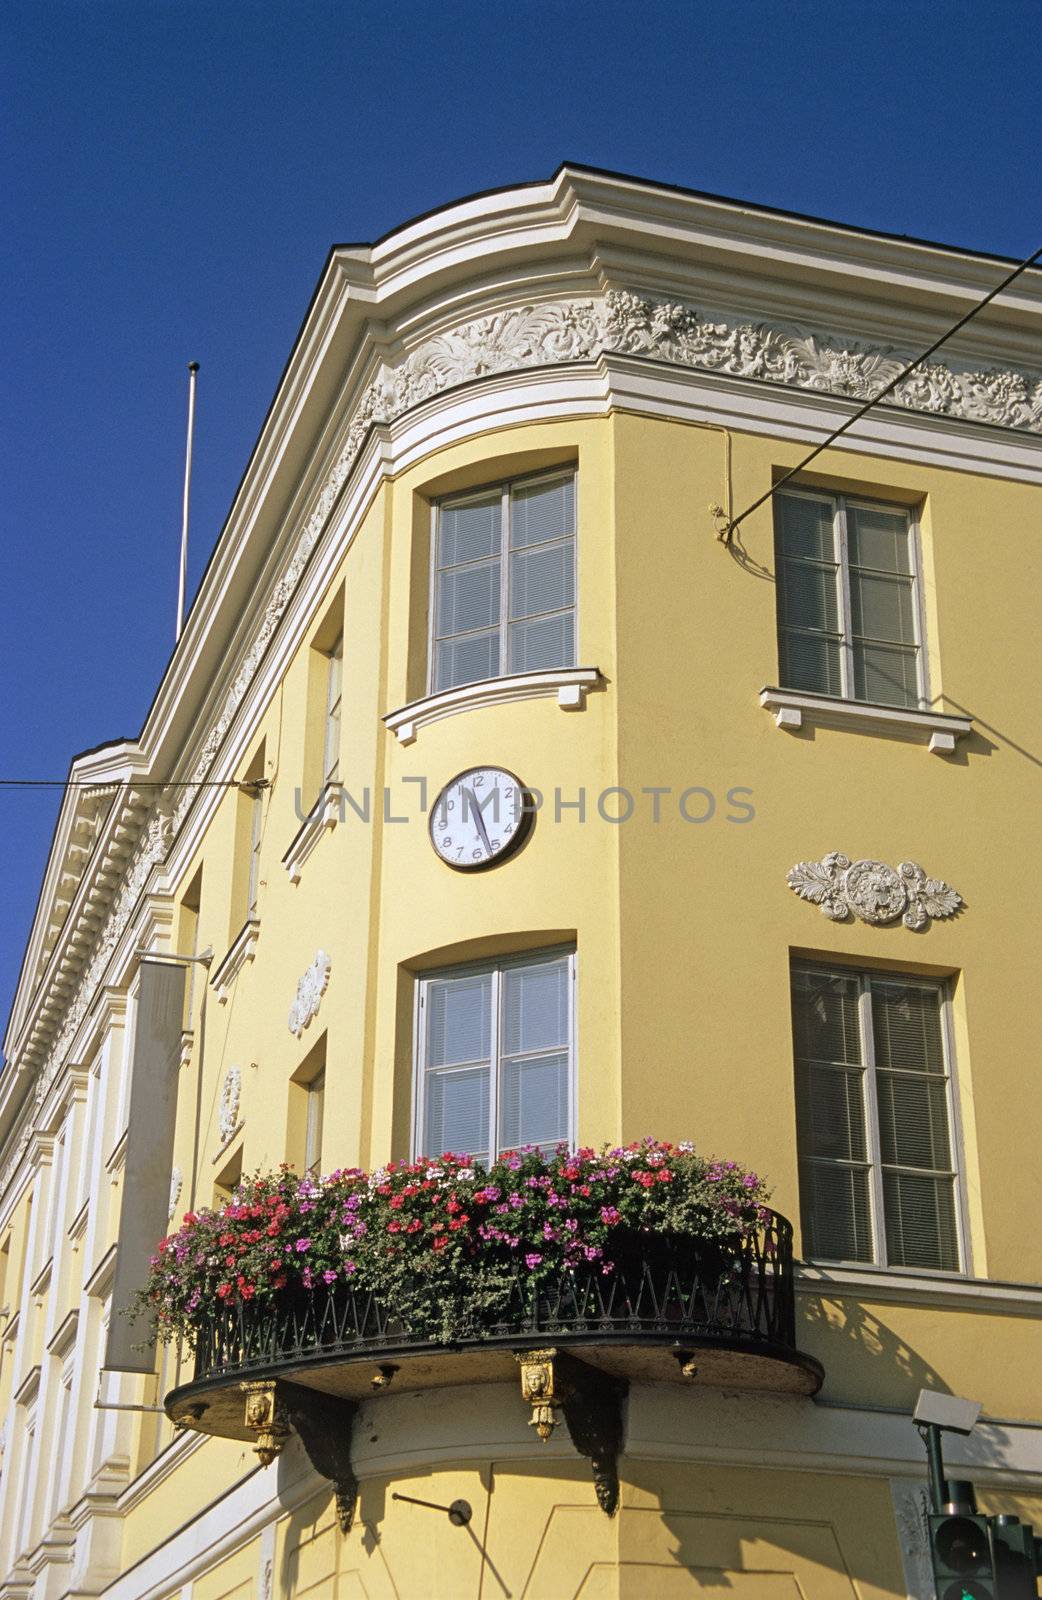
[176,361,199,643]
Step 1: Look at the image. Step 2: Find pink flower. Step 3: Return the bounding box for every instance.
[600,1206,621,1225]
[524,1252,543,1268]
[295,1238,311,1252]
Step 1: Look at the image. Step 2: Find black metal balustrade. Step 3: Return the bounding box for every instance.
[188,1211,802,1383]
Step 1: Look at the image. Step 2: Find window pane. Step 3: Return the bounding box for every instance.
[502,959,569,1056]
[424,1066,490,1162]
[508,612,574,674]
[426,974,492,1067]
[436,561,501,639]
[791,970,862,1067]
[499,1051,569,1151]
[849,571,916,644]
[778,630,843,696]
[439,494,501,567]
[846,504,912,575]
[509,540,575,620]
[436,631,500,691]
[871,982,945,1074]
[852,642,919,707]
[877,1073,953,1172]
[778,558,840,634]
[510,477,574,548]
[799,1161,873,1262]
[883,1171,959,1270]
[796,1063,867,1163]
[775,493,834,561]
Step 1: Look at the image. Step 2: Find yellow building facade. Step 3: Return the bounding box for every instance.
[1,166,1041,1598]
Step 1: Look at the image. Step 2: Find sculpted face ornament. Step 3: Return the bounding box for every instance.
[241,1381,289,1468]
[787,852,963,929]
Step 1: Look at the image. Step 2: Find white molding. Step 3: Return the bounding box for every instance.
[281,784,340,883]
[384,666,603,744]
[209,920,259,1006]
[798,1261,1042,1316]
[760,686,973,754]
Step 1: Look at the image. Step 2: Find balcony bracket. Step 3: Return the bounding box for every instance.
[281,1381,359,1533]
[515,1347,627,1516]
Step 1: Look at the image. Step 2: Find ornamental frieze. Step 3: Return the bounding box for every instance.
[787,852,962,930]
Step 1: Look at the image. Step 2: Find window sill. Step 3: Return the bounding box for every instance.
[383,667,603,745]
[209,917,260,1005]
[760,686,972,755]
[282,784,340,884]
[796,1261,1042,1315]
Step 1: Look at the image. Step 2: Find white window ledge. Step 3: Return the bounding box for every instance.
[797,1261,1042,1316]
[760,686,972,755]
[209,917,260,1004]
[384,667,603,745]
[282,784,340,883]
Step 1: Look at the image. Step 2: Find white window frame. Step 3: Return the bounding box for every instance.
[304,1068,325,1175]
[428,468,578,695]
[322,631,344,785]
[412,948,577,1164]
[793,961,971,1275]
[775,487,930,709]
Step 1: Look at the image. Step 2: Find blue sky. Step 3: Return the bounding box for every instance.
[3,0,1040,1030]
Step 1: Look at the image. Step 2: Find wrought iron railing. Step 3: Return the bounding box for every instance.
[189,1212,798,1384]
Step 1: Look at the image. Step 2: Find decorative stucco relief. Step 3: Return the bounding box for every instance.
[15,279,1029,1182]
[218,1067,242,1146]
[288,951,331,1039]
[787,852,963,929]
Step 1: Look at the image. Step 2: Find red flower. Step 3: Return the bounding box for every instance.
[433,1235,449,1251]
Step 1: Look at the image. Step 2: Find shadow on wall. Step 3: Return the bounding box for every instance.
[797,1291,949,1410]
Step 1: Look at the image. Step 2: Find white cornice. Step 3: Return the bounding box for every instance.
[383,667,603,744]
[760,687,974,753]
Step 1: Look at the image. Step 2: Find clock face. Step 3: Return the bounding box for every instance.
[429,766,531,870]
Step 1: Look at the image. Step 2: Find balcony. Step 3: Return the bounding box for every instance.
[166,1210,822,1522]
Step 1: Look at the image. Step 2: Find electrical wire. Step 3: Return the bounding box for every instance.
[720,239,1042,545]
[0,778,269,791]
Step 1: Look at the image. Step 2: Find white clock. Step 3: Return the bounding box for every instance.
[429,766,532,870]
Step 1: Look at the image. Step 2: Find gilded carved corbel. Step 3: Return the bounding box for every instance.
[515,1347,627,1516]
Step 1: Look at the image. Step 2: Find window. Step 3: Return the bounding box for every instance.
[247,787,263,919]
[430,471,576,692]
[233,743,264,931]
[323,632,343,784]
[415,950,575,1164]
[791,963,962,1272]
[180,866,203,1025]
[774,489,926,709]
[304,1069,325,1174]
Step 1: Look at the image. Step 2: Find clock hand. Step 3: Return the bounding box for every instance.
[466,789,494,855]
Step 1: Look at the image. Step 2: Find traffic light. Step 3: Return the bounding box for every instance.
[928,1508,995,1599]
[990,1515,1040,1599]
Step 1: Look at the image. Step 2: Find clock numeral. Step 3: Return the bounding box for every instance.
[442,836,452,848]
[490,839,500,851]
